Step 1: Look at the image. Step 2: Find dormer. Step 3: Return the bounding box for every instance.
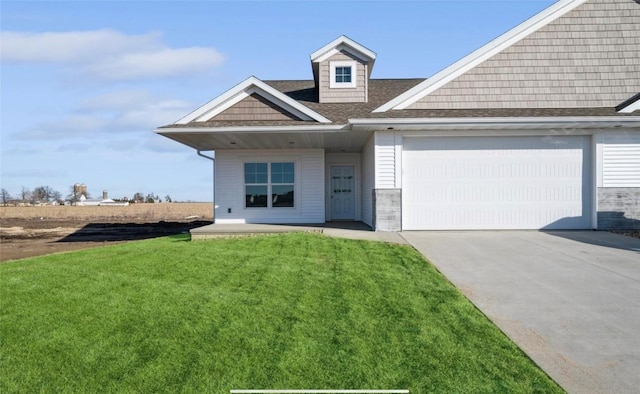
[310,36,376,103]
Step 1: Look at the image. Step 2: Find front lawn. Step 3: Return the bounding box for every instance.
[0,233,561,393]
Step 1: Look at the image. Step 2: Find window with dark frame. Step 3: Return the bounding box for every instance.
[244,162,294,208]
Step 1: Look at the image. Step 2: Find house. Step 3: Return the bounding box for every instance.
[77,191,130,206]
[77,195,112,206]
[156,0,640,231]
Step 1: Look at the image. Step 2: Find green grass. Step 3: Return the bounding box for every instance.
[1,233,562,393]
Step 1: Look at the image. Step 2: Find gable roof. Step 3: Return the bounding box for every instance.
[161,79,425,128]
[374,0,592,112]
[160,77,637,131]
[310,35,376,64]
[310,35,377,84]
[160,0,639,138]
[175,76,332,124]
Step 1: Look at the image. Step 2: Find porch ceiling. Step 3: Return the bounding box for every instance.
[155,127,373,153]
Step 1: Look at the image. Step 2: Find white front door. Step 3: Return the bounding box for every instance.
[330,165,355,220]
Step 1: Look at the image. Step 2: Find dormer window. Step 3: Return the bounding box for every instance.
[330,61,357,88]
[311,36,375,102]
[335,66,351,83]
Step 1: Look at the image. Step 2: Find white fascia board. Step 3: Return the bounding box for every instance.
[175,77,256,124]
[618,99,640,114]
[349,116,640,129]
[373,0,587,113]
[155,124,347,134]
[310,35,376,63]
[175,76,332,124]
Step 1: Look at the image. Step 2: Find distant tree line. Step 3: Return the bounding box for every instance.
[0,186,63,206]
[0,185,174,206]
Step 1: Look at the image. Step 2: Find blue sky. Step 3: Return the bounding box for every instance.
[1,0,554,202]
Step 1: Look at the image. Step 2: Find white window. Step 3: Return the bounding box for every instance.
[330,61,357,88]
[244,162,295,208]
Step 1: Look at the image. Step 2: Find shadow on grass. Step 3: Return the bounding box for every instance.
[56,221,212,243]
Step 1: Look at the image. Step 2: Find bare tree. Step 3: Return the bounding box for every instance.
[165,195,172,203]
[20,186,31,204]
[32,186,60,203]
[51,190,62,204]
[0,188,11,206]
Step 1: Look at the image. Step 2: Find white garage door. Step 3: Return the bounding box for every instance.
[402,136,592,230]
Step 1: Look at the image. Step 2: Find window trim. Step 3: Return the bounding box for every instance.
[329,61,357,88]
[244,161,295,209]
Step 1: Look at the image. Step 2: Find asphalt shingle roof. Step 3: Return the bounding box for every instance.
[161,79,636,129]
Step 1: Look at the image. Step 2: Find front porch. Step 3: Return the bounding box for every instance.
[190,221,407,244]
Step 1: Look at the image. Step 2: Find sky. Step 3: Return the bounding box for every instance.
[1,0,555,202]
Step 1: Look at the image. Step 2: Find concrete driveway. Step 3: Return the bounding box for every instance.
[401,231,640,394]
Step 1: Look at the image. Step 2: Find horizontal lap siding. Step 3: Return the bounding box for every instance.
[361,135,375,226]
[216,152,243,220]
[215,149,324,224]
[300,152,326,221]
[375,132,396,189]
[598,133,640,230]
[603,135,640,187]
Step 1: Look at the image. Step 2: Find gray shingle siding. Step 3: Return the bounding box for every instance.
[409,0,640,110]
[212,93,301,121]
[318,51,368,103]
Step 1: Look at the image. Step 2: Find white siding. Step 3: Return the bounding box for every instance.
[374,131,396,188]
[215,149,325,224]
[361,135,375,227]
[603,135,640,187]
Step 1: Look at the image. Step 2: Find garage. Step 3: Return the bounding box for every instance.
[402,135,592,230]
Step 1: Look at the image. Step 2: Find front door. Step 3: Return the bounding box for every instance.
[330,166,355,220]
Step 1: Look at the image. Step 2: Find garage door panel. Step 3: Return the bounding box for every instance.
[402,136,591,230]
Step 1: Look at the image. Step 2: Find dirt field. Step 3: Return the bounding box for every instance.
[0,203,213,262]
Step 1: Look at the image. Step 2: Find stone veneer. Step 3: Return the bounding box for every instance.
[373,189,401,232]
[597,188,640,230]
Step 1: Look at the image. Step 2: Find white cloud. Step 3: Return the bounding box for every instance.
[80,90,192,126]
[1,146,41,156]
[0,29,225,81]
[115,99,192,128]
[86,47,225,80]
[80,90,156,110]
[56,143,92,153]
[1,29,160,62]
[16,115,111,140]
[14,90,193,141]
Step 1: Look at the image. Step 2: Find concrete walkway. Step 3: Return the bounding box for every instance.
[190,222,408,244]
[401,231,640,394]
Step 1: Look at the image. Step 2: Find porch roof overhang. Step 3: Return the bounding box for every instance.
[155,116,640,152]
[154,124,373,153]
